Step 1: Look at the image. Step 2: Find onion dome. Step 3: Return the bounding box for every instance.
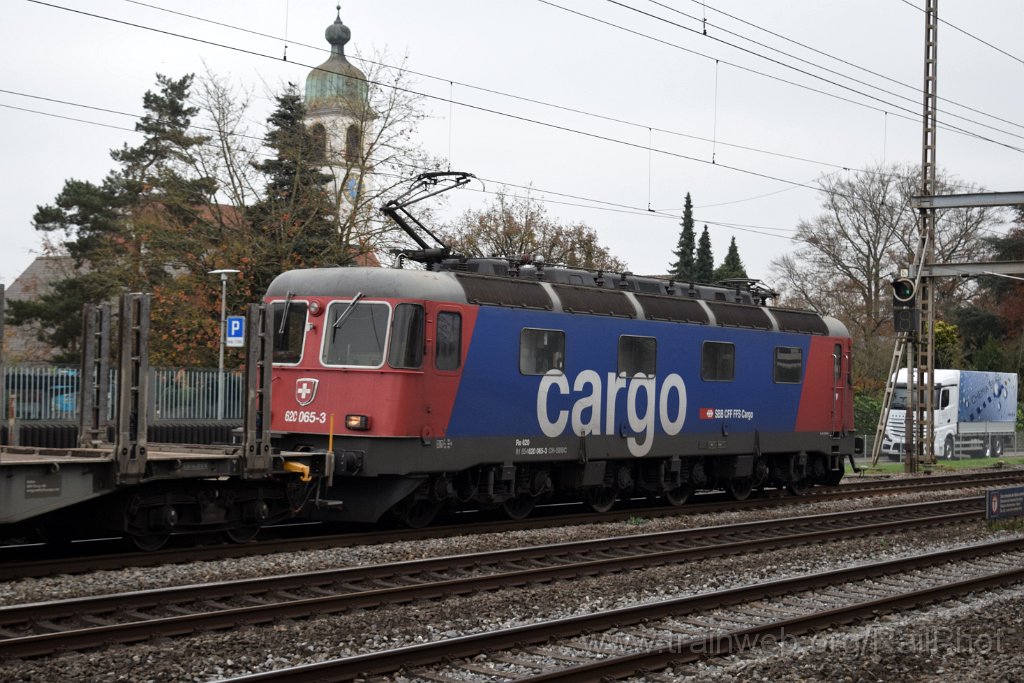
[304,6,368,114]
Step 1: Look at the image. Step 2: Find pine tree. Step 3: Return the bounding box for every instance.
[712,236,748,282]
[10,74,213,362]
[248,84,348,292]
[669,193,696,280]
[694,225,715,283]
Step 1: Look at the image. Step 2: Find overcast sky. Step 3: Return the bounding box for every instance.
[3,0,1023,289]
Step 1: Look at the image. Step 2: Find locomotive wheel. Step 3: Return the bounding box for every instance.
[130,533,170,552]
[664,485,692,507]
[586,486,618,513]
[502,494,537,520]
[392,498,441,529]
[786,479,810,496]
[725,478,753,501]
[224,526,261,544]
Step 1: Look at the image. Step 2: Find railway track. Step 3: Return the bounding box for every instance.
[0,496,992,660]
[1,468,1021,580]
[218,536,1024,682]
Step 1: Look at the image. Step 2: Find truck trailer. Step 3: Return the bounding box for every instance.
[881,369,1018,460]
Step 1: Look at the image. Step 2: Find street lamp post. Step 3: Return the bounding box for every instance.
[209,269,240,420]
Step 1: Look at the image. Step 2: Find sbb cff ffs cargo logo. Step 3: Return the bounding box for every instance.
[296,378,319,406]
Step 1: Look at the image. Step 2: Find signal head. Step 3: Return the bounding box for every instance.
[892,277,916,303]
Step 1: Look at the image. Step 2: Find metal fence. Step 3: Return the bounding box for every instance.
[2,365,245,421]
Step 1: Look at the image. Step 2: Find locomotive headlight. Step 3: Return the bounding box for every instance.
[308,300,323,316]
[346,414,371,431]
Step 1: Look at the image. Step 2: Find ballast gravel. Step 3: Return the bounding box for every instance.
[2,479,1023,682]
[0,482,1008,606]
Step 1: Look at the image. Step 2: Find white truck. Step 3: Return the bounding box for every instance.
[881,369,1018,460]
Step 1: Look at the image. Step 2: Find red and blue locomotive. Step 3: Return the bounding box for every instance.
[267,174,855,527]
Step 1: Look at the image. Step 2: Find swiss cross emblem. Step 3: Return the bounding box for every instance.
[296,378,319,407]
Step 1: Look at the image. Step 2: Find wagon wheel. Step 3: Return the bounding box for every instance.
[725,478,754,501]
[502,494,537,520]
[585,486,618,513]
[786,479,811,496]
[663,484,692,507]
[223,525,261,544]
[130,533,171,552]
[392,497,441,529]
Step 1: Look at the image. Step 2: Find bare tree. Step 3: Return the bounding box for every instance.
[769,163,1002,381]
[441,188,628,272]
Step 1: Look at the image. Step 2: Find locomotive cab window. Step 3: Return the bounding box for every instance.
[773,346,803,384]
[701,341,735,381]
[271,300,308,365]
[436,311,462,371]
[322,300,389,367]
[387,304,424,369]
[618,335,656,378]
[520,328,565,375]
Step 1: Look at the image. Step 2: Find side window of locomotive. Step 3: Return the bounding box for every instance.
[271,301,308,364]
[618,335,656,378]
[387,304,424,369]
[520,328,565,375]
[322,300,390,367]
[701,342,735,381]
[436,311,462,371]
[773,346,802,384]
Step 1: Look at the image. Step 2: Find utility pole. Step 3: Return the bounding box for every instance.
[209,269,240,421]
[910,0,940,472]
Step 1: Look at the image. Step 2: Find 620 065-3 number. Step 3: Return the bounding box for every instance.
[283,410,327,425]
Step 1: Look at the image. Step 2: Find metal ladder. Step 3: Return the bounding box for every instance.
[870,331,911,467]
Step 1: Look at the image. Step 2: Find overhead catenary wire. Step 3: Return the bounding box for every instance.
[109,0,1024,183]
[21,0,846,196]
[10,96,1013,265]
[647,0,1024,135]
[9,3,1016,247]
[536,0,1024,155]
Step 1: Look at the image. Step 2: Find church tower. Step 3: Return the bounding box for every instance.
[304,6,374,213]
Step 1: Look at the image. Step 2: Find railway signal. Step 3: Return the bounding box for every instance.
[891,276,919,334]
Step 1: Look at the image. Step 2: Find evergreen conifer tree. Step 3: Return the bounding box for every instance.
[712,236,748,281]
[669,193,696,279]
[694,225,715,283]
[248,84,348,292]
[10,74,212,361]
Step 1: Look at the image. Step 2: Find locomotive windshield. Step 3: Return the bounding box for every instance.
[271,300,308,364]
[323,300,390,367]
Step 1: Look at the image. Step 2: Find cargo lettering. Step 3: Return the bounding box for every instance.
[536,370,687,457]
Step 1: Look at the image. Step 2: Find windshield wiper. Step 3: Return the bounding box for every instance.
[332,292,365,331]
[278,291,294,335]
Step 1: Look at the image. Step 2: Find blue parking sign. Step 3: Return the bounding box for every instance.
[226,315,245,347]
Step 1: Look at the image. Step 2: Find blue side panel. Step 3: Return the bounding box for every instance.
[446,307,812,439]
